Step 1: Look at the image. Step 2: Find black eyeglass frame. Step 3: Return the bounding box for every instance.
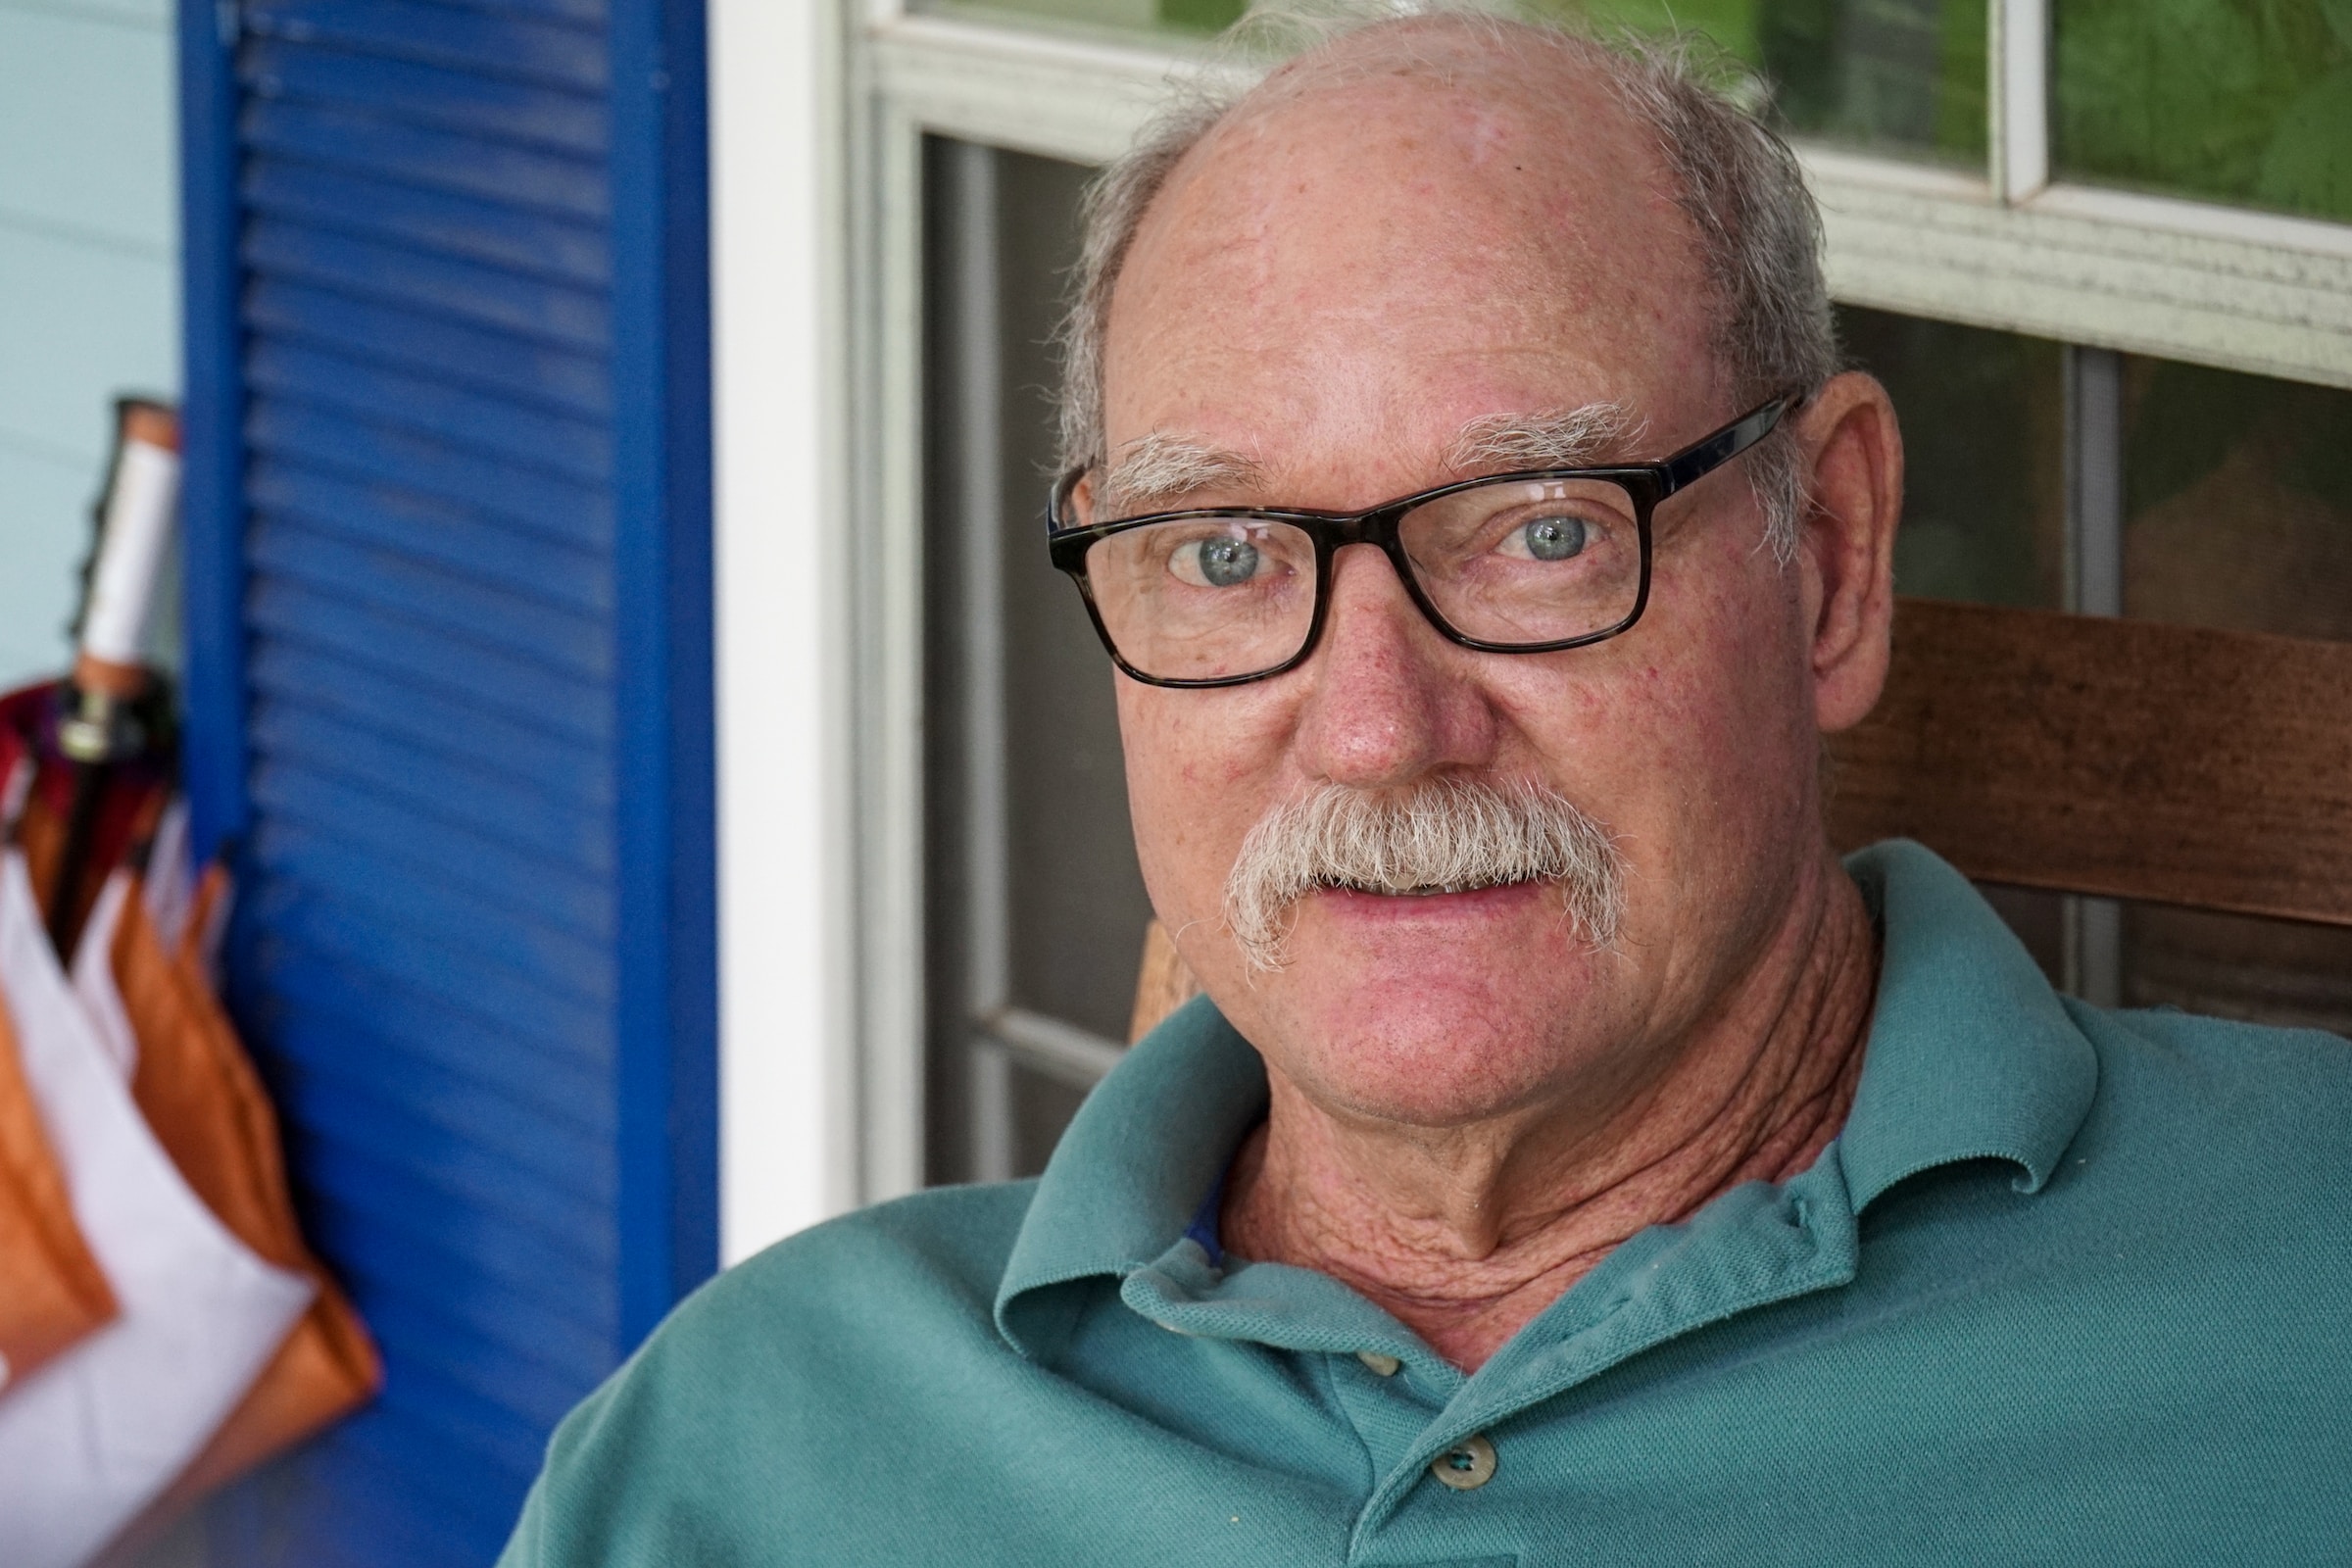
[1046,392,1801,689]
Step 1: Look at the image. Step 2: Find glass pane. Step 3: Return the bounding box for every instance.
[1578,0,1986,162]
[1832,305,2070,983]
[2122,359,2352,642]
[1837,304,2067,608]
[2115,358,2352,1036]
[919,0,1988,167]
[2053,0,2352,223]
[925,141,1154,1184]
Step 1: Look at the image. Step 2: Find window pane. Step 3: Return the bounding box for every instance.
[2118,358,2352,1037]
[1837,305,2066,608]
[919,0,1989,167]
[2053,0,2352,223]
[2122,359,2352,641]
[925,142,1154,1185]
[1581,0,1987,163]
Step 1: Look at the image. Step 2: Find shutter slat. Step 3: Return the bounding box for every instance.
[251,342,612,481]
[251,585,612,739]
[248,879,613,1051]
[261,966,611,1135]
[250,645,614,807]
[247,278,611,416]
[249,399,612,546]
[251,709,613,867]
[252,829,614,1007]
[282,1083,617,1290]
[322,1212,614,1379]
[259,1440,504,1568]
[245,0,609,92]
[245,100,609,219]
[249,461,611,614]
[241,35,610,153]
[339,1292,586,1432]
[245,161,609,288]
[252,518,613,681]
[268,1008,612,1199]
[249,761,615,940]
[244,221,610,349]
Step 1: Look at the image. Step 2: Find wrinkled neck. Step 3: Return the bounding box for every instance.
[1221,856,1880,1371]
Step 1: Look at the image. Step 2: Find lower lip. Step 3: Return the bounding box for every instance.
[1308,880,1549,922]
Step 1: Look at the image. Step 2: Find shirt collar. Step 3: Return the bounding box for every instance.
[996,838,2097,1355]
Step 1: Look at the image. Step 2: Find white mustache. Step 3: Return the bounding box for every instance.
[1222,778,1626,970]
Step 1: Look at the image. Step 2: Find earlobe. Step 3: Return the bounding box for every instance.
[1795,372,1903,735]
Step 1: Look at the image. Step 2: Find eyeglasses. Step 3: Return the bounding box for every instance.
[1046,393,1800,689]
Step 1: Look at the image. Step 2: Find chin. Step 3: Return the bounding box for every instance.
[1250,885,1623,1127]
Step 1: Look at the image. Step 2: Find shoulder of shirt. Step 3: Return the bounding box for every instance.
[2059,996,2352,1178]
[675,1177,1042,1348]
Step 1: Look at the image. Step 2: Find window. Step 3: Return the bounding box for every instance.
[832,0,2352,1197]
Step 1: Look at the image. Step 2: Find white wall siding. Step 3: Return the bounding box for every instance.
[0,0,178,688]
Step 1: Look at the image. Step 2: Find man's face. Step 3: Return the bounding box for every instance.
[1100,51,1851,1129]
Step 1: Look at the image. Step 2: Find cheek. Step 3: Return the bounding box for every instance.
[1114,679,1296,918]
[1492,543,1816,882]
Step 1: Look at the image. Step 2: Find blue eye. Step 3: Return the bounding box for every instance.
[1509,514,1589,562]
[1174,535,1263,587]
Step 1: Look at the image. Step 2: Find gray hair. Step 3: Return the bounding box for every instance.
[1055,5,1835,559]
[1224,776,1625,970]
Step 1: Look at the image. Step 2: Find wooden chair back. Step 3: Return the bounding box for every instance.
[1130,598,2352,1043]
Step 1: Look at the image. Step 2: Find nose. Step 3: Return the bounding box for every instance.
[1291,544,1498,791]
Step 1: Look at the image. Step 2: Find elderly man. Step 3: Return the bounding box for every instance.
[502,13,2352,1564]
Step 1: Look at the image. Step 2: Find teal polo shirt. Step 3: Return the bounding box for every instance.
[500,842,2352,1565]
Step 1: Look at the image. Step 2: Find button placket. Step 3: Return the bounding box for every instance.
[1428,1433,1496,1492]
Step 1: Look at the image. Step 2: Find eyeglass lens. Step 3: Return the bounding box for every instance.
[1083,474,1643,683]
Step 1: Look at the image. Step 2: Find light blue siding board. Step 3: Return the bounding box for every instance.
[240,37,609,155]
[0,7,173,250]
[0,225,176,464]
[244,277,611,416]
[0,440,88,688]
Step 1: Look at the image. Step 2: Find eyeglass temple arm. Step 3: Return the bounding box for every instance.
[1657,392,1800,498]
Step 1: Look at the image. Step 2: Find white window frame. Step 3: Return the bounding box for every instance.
[714,0,2352,1240]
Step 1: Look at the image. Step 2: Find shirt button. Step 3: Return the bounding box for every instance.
[1430,1434,1496,1492]
[1355,1350,1401,1377]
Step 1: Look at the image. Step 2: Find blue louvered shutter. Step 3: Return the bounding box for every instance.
[175,0,715,1560]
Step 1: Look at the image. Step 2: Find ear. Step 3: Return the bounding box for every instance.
[1789,370,1903,735]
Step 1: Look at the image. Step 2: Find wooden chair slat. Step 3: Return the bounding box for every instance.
[1829,599,2352,928]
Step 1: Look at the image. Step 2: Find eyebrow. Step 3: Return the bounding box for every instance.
[1446,403,1644,473]
[1101,401,1645,514]
[1100,433,1263,514]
